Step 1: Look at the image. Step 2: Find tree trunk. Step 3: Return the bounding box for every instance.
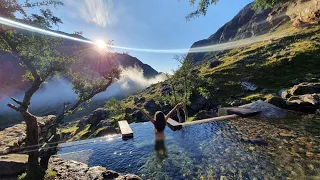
[22,111,45,180]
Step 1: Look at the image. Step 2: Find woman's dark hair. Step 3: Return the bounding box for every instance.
[154,111,166,132]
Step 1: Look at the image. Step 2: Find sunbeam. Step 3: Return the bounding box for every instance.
[0,16,289,54]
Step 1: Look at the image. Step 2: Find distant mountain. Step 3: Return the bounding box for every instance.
[187,0,319,64]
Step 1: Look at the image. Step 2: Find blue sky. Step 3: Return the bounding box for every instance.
[22,0,253,73]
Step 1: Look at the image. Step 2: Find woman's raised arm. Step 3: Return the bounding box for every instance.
[165,103,182,121]
[140,109,155,124]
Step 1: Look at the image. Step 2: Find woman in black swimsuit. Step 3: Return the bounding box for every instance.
[140,103,182,158]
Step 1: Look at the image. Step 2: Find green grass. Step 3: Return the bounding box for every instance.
[241,93,266,102]
[60,125,78,135]
[18,169,56,180]
[69,124,91,141]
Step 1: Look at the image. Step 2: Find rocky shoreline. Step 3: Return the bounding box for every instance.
[48,157,141,180]
[0,155,141,180]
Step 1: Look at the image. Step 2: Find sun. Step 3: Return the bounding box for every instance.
[96,40,106,49]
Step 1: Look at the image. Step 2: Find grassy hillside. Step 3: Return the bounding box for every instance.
[109,23,320,121]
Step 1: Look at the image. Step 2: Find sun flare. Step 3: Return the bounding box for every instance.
[96,40,107,49]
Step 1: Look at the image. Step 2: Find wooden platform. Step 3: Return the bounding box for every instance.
[166,118,182,131]
[118,120,133,139]
[226,107,261,117]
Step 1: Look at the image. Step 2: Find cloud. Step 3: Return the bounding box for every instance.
[0,67,167,115]
[66,0,114,27]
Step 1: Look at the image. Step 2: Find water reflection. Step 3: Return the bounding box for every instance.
[155,139,167,161]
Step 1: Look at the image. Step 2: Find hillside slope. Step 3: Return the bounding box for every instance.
[103,0,320,123]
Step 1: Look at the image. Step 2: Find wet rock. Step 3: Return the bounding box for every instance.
[265,95,287,109]
[289,82,320,95]
[279,132,294,137]
[278,88,289,99]
[209,60,222,68]
[241,81,258,91]
[49,157,141,180]
[240,100,287,118]
[286,94,319,113]
[190,95,208,111]
[0,154,28,176]
[103,170,119,179]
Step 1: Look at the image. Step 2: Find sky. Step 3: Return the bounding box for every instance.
[21,0,253,73]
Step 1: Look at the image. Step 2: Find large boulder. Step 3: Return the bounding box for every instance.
[144,99,158,111]
[289,82,320,95]
[265,95,287,109]
[0,154,28,176]
[240,100,288,118]
[286,94,320,113]
[190,95,208,111]
[82,108,110,127]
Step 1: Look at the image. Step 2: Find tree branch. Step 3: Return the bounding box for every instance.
[10,97,23,106]
[7,103,23,112]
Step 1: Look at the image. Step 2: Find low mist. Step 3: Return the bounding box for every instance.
[0,67,167,115]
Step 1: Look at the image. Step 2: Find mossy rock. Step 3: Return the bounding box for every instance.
[265,95,287,109]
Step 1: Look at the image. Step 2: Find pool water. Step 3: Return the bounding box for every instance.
[58,120,318,179]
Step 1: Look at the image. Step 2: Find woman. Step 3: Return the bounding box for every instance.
[140,103,182,158]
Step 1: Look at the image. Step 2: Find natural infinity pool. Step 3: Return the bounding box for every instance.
[58,120,319,179]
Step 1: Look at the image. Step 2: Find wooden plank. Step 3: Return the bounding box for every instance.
[118,120,133,139]
[166,118,182,131]
[182,114,239,127]
[226,107,261,117]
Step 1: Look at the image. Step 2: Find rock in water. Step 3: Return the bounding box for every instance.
[0,154,28,176]
[240,100,287,118]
